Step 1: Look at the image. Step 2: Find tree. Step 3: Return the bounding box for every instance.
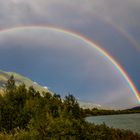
[5,75,16,92]
[28,86,36,98]
[64,94,81,119]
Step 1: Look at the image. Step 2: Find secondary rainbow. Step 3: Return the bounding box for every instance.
[0,25,140,103]
[94,15,140,52]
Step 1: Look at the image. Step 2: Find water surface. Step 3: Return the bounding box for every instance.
[86,113,140,134]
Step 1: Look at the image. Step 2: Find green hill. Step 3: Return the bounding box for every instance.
[0,70,49,93]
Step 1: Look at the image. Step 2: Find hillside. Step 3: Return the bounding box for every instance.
[129,106,140,111]
[0,70,48,93]
[0,70,104,109]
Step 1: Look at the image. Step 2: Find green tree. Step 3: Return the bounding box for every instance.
[64,94,81,119]
[5,75,16,92]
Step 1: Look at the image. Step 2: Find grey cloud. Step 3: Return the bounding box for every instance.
[0,0,140,48]
[0,0,139,28]
[0,0,140,45]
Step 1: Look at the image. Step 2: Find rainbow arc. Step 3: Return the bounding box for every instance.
[0,25,140,103]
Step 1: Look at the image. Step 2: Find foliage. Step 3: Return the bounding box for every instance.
[0,76,140,140]
[81,107,140,118]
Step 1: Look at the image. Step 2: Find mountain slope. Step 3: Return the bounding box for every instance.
[0,70,104,109]
[0,70,48,93]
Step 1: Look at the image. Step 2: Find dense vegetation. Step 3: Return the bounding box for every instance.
[0,76,140,140]
[82,107,140,117]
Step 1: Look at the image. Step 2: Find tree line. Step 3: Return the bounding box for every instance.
[81,107,140,117]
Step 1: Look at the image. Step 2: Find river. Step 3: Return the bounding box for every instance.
[86,113,140,134]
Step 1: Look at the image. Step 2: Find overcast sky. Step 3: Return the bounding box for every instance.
[0,0,140,108]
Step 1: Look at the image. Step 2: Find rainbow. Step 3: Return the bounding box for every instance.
[0,25,140,103]
[93,15,140,52]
